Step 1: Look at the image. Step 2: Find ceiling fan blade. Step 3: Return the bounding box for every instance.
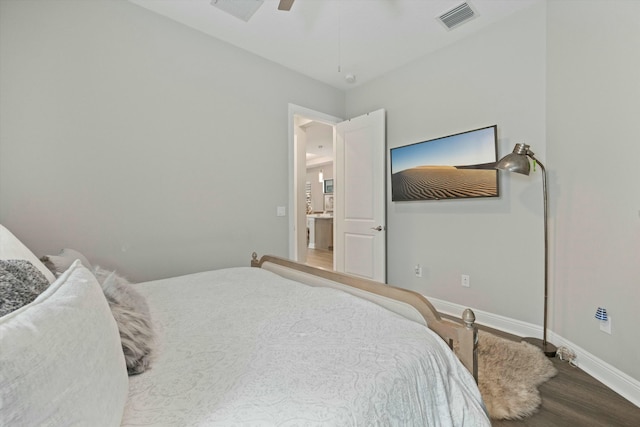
[278,0,295,11]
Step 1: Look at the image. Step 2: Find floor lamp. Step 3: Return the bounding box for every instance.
[496,143,557,358]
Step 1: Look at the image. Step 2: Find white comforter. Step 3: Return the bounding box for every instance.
[121,267,489,426]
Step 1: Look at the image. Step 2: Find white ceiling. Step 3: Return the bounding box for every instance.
[302,121,334,167]
[128,0,541,91]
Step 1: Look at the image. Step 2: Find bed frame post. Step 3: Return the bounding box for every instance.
[458,309,479,383]
[251,252,260,267]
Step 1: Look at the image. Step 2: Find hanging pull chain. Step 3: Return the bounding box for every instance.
[337,8,342,73]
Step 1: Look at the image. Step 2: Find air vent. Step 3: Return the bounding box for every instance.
[438,2,477,30]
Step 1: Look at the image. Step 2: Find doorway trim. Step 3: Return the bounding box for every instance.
[288,104,342,262]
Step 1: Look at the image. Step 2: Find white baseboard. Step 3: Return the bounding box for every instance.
[429,296,640,408]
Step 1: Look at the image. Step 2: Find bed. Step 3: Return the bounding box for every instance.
[1,224,490,426]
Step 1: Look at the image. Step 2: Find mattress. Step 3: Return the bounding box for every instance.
[121,267,489,426]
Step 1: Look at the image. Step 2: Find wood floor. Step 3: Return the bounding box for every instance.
[473,323,640,426]
[304,250,640,425]
[305,248,333,270]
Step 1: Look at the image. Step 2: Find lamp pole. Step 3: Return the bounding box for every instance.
[521,153,556,357]
[496,144,557,357]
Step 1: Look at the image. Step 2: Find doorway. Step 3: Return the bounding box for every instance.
[288,104,341,269]
[288,104,387,281]
[293,114,337,270]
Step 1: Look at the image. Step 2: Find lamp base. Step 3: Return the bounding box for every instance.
[521,337,557,358]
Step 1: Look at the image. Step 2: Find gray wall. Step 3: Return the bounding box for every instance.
[546,0,640,387]
[347,3,547,323]
[0,0,344,282]
[346,0,640,386]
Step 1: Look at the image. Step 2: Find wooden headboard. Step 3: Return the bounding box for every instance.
[251,253,478,381]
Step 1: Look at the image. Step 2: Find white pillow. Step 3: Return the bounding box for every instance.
[0,224,56,283]
[0,260,129,427]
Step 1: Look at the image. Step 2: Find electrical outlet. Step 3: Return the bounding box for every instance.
[414,264,422,278]
[461,274,470,287]
[600,316,612,334]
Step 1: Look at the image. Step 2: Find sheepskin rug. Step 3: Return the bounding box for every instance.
[477,331,558,420]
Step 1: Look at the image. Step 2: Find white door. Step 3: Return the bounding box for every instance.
[334,109,386,282]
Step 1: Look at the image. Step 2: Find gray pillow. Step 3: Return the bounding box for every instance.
[0,260,51,317]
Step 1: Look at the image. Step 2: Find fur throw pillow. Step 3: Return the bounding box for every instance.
[40,248,93,277]
[0,260,50,316]
[40,249,155,375]
[93,266,155,375]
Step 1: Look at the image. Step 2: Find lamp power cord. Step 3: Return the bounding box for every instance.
[556,346,578,367]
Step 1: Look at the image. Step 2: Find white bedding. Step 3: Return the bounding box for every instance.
[121,267,489,426]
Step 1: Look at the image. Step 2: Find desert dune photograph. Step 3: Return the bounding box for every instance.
[390,126,498,201]
[392,165,497,200]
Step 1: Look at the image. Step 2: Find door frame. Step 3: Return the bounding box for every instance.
[287,104,342,262]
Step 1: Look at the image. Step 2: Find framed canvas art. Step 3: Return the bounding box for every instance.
[390,125,499,201]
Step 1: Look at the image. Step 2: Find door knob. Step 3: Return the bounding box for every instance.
[371,226,385,231]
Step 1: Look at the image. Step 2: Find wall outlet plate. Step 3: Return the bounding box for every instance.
[461,274,470,287]
[414,264,422,278]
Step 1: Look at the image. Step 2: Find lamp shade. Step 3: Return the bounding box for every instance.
[495,143,531,175]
